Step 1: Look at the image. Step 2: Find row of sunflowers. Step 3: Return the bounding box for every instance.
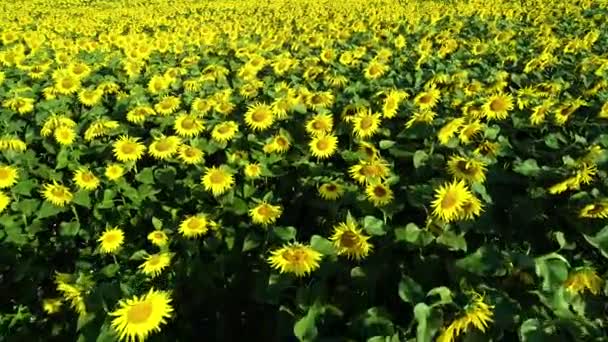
[1,0,608,341]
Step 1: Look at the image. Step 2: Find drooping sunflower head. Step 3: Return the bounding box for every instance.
[447,155,487,184]
[579,200,608,219]
[268,243,323,277]
[564,267,603,295]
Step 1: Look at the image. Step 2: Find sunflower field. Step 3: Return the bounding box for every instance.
[2,0,608,341]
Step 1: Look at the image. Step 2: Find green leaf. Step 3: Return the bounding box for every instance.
[230,197,249,215]
[394,223,434,246]
[129,250,148,260]
[455,246,505,276]
[310,235,336,256]
[12,179,37,196]
[72,190,92,208]
[437,230,467,251]
[413,150,429,168]
[60,221,80,236]
[243,233,261,252]
[98,189,115,209]
[3,223,27,246]
[243,183,256,198]
[154,167,176,187]
[413,303,441,342]
[398,276,424,303]
[292,103,307,114]
[519,319,545,342]
[135,167,155,184]
[584,225,608,259]
[534,253,569,291]
[513,159,541,177]
[96,323,117,342]
[544,134,561,149]
[37,201,65,219]
[13,199,40,217]
[273,226,297,241]
[56,148,70,169]
[100,264,120,278]
[379,140,396,149]
[363,216,386,236]
[427,286,453,306]
[152,217,163,230]
[294,303,320,342]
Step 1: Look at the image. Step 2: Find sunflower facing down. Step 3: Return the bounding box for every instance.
[438,293,494,342]
[41,182,73,207]
[73,168,100,191]
[139,252,172,278]
[268,243,323,277]
[202,166,234,196]
[330,220,373,260]
[42,298,63,315]
[579,200,608,219]
[564,267,603,295]
[309,134,338,159]
[98,227,125,254]
[447,156,487,184]
[318,182,345,200]
[110,289,173,342]
[365,182,394,207]
[249,202,283,226]
[431,180,474,222]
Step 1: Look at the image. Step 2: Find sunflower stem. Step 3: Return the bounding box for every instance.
[71,205,80,223]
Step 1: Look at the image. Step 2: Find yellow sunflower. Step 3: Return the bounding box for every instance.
[126,106,155,125]
[318,182,345,200]
[147,231,169,247]
[461,195,484,220]
[54,126,76,146]
[178,145,204,164]
[98,227,125,254]
[148,75,170,94]
[73,168,100,191]
[202,166,234,196]
[211,121,239,143]
[191,97,213,115]
[78,88,103,107]
[365,183,394,207]
[413,87,441,110]
[54,73,81,95]
[447,156,487,184]
[268,243,323,277]
[42,298,63,315]
[306,91,334,110]
[110,289,173,342]
[174,114,204,138]
[245,102,275,131]
[249,202,283,226]
[438,118,465,145]
[41,182,73,207]
[309,134,338,159]
[0,165,19,188]
[564,267,603,295]
[179,214,211,238]
[352,110,382,139]
[364,60,388,80]
[0,191,9,213]
[154,96,181,116]
[149,136,181,160]
[382,90,407,119]
[105,164,125,181]
[438,293,494,342]
[305,113,334,137]
[431,180,474,222]
[330,220,373,260]
[482,93,514,121]
[579,200,608,219]
[113,136,146,162]
[269,134,291,153]
[244,163,263,179]
[349,158,391,185]
[139,252,172,278]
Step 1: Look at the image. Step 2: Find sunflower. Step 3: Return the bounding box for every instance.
[154,96,180,116]
[98,227,125,254]
[42,298,63,315]
[305,113,334,136]
[431,180,473,222]
[365,182,394,207]
[349,158,391,184]
[179,214,211,238]
[364,60,388,80]
[318,182,344,200]
[147,231,169,247]
[458,120,484,144]
[352,110,381,139]
[482,93,513,120]
[211,121,239,143]
[461,195,484,220]
[268,243,323,277]
[202,166,234,196]
[0,165,18,188]
[105,164,125,181]
[579,201,608,219]
[0,137,26,152]
[178,145,204,164]
[564,267,603,295]
[78,88,103,107]
[358,142,380,160]
[599,101,608,119]
[244,163,263,179]
[306,91,334,110]
[330,220,373,260]
[0,191,9,213]
[249,202,283,226]
[413,87,441,110]
[438,118,465,145]
[309,134,338,159]
[55,281,87,316]
[191,97,213,115]
[148,75,170,94]
[382,90,407,119]
[447,156,487,183]
[54,126,76,146]
[270,134,291,153]
[139,252,172,278]
[54,73,81,95]
[110,289,173,342]
[113,136,146,162]
[73,168,100,191]
[174,114,204,138]
[245,102,275,131]
[438,293,494,342]
[127,106,155,125]
[41,182,73,207]
[149,136,181,160]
